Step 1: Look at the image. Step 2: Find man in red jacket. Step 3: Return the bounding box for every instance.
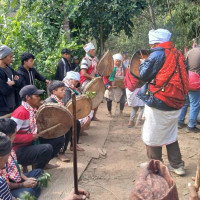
[11,85,64,169]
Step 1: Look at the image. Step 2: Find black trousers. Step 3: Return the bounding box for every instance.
[60,120,81,153]
[16,144,53,169]
[146,141,184,169]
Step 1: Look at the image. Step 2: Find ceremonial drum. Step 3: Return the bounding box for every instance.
[130,49,150,79]
[113,77,125,89]
[97,50,114,77]
[83,77,105,109]
[36,103,73,139]
[66,95,92,119]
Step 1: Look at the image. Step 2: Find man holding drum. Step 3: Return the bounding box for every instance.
[103,53,126,116]
[11,85,64,169]
[80,42,99,121]
[137,29,189,176]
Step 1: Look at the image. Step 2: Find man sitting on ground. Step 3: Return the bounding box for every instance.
[11,85,64,169]
[17,53,50,90]
[0,118,43,199]
[44,80,84,162]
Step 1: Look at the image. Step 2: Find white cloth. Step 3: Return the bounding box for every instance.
[113,53,123,61]
[63,71,80,81]
[148,29,171,44]
[104,87,123,102]
[142,105,180,146]
[123,59,129,68]
[126,88,144,107]
[83,42,95,53]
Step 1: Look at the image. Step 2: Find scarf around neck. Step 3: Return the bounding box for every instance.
[51,94,64,105]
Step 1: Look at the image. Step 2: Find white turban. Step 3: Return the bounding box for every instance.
[113,53,123,61]
[63,71,80,82]
[148,29,172,44]
[83,42,95,53]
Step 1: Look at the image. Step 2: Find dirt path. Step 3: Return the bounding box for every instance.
[79,103,200,200]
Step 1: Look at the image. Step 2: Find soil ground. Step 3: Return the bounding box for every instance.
[41,101,200,200]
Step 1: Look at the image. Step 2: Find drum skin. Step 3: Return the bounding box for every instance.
[66,95,92,119]
[130,49,149,80]
[83,77,105,109]
[36,103,73,139]
[97,50,114,77]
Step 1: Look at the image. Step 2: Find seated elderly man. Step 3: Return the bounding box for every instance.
[63,71,94,135]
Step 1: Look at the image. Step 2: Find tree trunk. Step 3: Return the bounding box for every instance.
[167,0,173,19]
[148,0,157,29]
[63,16,70,41]
[100,23,104,57]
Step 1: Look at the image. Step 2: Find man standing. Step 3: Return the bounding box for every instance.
[55,48,71,81]
[80,42,99,120]
[0,45,21,116]
[71,56,80,72]
[137,29,189,176]
[178,45,200,132]
[17,53,50,90]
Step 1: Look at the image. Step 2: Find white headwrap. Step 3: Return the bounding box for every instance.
[148,29,172,44]
[83,42,95,53]
[113,53,123,61]
[63,71,80,82]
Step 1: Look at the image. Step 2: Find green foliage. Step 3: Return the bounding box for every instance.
[37,172,51,188]
[19,191,36,200]
[85,91,97,99]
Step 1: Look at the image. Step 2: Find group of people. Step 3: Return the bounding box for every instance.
[0,26,200,200]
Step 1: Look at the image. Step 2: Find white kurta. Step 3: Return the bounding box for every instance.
[142,105,181,146]
[126,88,144,107]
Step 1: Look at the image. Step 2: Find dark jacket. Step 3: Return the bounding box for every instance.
[137,47,176,111]
[17,64,46,90]
[63,87,72,105]
[55,58,71,81]
[0,66,20,114]
[44,96,57,104]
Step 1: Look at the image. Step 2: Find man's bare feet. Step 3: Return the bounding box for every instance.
[44,163,59,169]
[70,145,85,151]
[92,116,100,121]
[57,153,70,162]
[107,111,112,117]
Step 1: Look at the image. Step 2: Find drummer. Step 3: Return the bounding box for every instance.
[80,42,99,121]
[103,53,126,116]
[45,80,84,161]
[11,85,63,169]
[63,71,94,135]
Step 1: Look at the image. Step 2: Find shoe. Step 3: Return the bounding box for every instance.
[186,126,200,133]
[178,122,187,129]
[168,165,185,176]
[128,121,134,128]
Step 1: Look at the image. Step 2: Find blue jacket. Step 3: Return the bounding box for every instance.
[137,47,177,111]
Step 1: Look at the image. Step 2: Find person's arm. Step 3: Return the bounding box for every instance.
[0,76,15,96]
[139,51,165,82]
[55,61,64,81]
[34,69,47,82]
[81,69,94,80]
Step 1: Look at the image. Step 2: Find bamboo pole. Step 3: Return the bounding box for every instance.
[72,92,78,194]
[38,123,61,137]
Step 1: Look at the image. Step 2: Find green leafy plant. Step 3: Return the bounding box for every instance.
[18,191,36,200]
[85,91,97,99]
[37,172,51,188]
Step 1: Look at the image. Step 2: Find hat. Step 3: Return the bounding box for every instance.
[0,132,12,156]
[48,80,65,94]
[149,29,172,44]
[61,48,71,54]
[0,45,13,59]
[19,85,44,99]
[63,71,80,82]
[73,56,79,60]
[113,53,123,61]
[83,42,95,53]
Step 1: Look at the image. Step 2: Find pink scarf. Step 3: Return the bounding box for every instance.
[22,101,37,135]
[51,94,64,105]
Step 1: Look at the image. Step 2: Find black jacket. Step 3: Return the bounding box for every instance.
[0,66,20,113]
[17,64,46,90]
[55,58,71,81]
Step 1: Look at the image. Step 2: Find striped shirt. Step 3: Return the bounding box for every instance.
[11,105,33,150]
[0,176,12,200]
